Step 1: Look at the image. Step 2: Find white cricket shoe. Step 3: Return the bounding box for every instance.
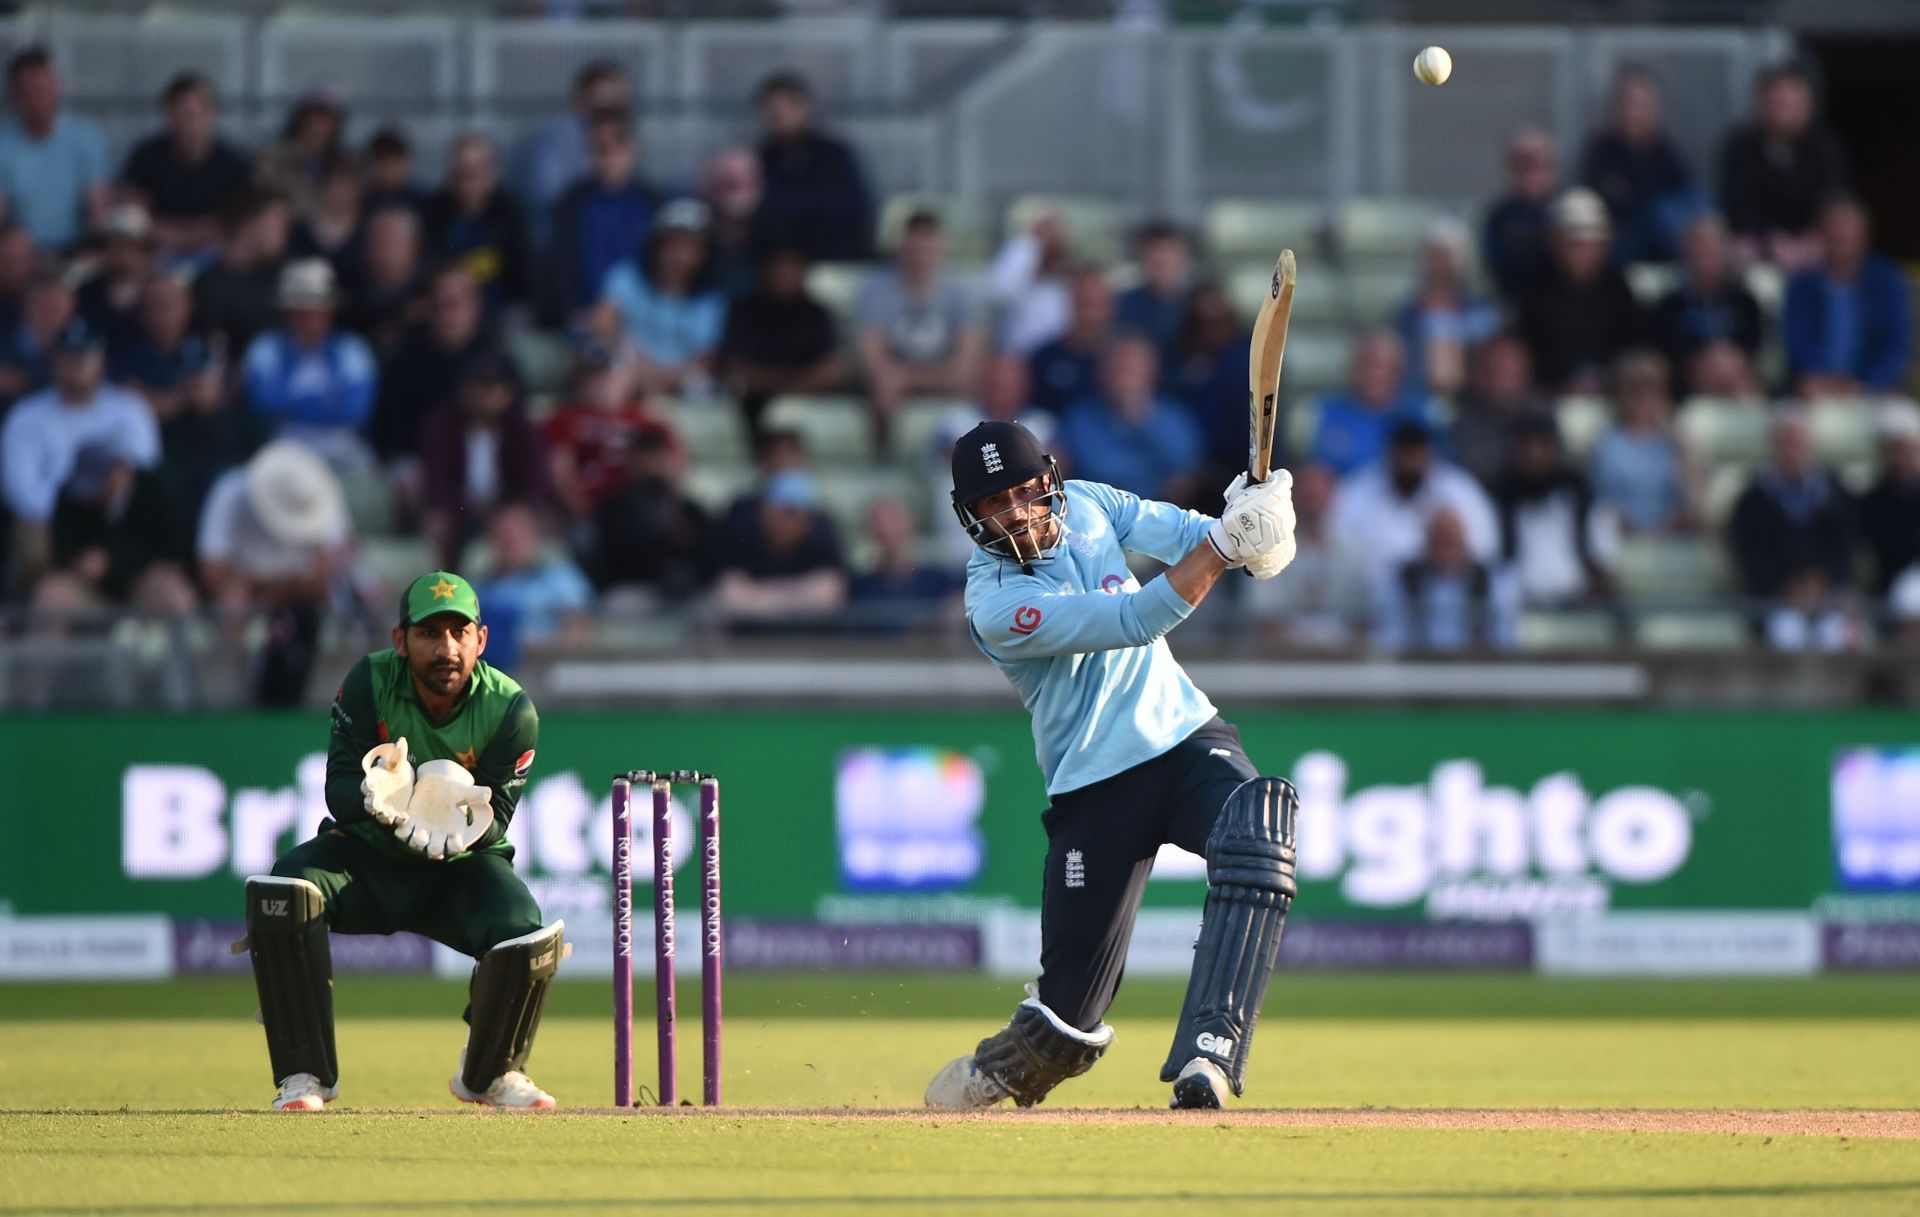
[272,1072,338,1111]
[1169,1057,1230,1110]
[449,1049,557,1109]
[924,1054,1012,1109]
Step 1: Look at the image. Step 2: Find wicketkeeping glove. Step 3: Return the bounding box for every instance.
[1206,469,1296,568]
[395,759,496,861]
[360,738,415,829]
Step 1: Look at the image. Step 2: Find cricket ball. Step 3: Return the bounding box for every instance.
[1414,46,1452,87]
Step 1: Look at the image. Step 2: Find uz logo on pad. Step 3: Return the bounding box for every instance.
[260,899,290,916]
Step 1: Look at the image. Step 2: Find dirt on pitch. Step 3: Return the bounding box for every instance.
[574,1106,1920,1139]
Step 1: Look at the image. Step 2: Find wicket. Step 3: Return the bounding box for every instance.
[612,770,722,1107]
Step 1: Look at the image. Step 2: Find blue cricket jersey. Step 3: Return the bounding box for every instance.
[964,479,1221,796]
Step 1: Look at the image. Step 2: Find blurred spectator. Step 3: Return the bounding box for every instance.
[716,241,842,443]
[598,198,724,396]
[126,320,257,537]
[857,209,981,442]
[715,469,849,622]
[0,48,108,251]
[1057,336,1204,504]
[191,188,291,352]
[1482,129,1560,300]
[1580,65,1695,264]
[1728,409,1855,611]
[472,502,592,671]
[1590,350,1699,536]
[1240,463,1369,649]
[0,223,35,332]
[1028,266,1114,415]
[77,204,157,356]
[290,155,365,277]
[753,71,874,263]
[1373,508,1519,653]
[985,211,1073,355]
[1689,336,1763,399]
[361,127,423,217]
[419,352,549,568]
[1491,414,1617,607]
[1783,197,1912,399]
[1856,402,1920,596]
[1395,219,1500,397]
[1765,564,1864,652]
[512,59,630,248]
[934,353,1055,465]
[1450,332,1545,487]
[3,319,159,587]
[544,342,678,525]
[113,272,218,419]
[591,428,711,599]
[340,206,425,356]
[1166,281,1250,480]
[1517,188,1643,395]
[698,146,764,297]
[1719,63,1847,270]
[243,259,377,468]
[1331,420,1499,580]
[849,496,961,634]
[49,441,186,602]
[254,83,347,222]
[422,133,532,317]
[372,264,491,465]
[121,71,253,257]
[0,273,76,407]
[542,108,659,324]
[1648,214,1763,399]
[1116,220,1194,365]
[197,439,353,704]
[1309,331,1442,478]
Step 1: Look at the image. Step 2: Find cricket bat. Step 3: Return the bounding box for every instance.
[1246,249,1296,482]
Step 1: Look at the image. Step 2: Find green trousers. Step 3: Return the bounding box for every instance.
[272,828,544,959]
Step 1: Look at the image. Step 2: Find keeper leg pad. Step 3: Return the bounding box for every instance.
[1159,776,1298,1096]
[245,875,338,1089]
[463,921,565,1093]
[974,993,1114,1108]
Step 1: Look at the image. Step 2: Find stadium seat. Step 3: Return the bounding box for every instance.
[1806,397,1881,465]
[1703,464,1753,531]
[504,328,573,397]
[1634,610,1749,651]
[762,394,876,463]
[1005,195,1128,264]
[1625,262,1678,306]
[806,262,868,330]
[1203,199,1324,259]
[658,397,749,463]
[1280,329,1353,396]
[1284,399,1320,460]
[1517,611,1618,651]
[360,535,439,592]
[1677,396,1772,466]
[1228,264,1344,326]
[1554,396,1614,462]
[1743,262,1785,318]
[1334,197,1444,260]
[1345,269,1411,323]
[814,467,918,541]
[682,462,756,514]
[892,396,969,464]
[878,194,991,262]
[1612,536,1728,605]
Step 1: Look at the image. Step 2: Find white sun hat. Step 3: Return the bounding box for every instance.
[245,440,348,546]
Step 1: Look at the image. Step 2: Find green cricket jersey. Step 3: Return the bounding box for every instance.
[323,650,540,861]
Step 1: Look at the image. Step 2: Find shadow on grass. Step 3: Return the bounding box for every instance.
[7,1181,1920,1214]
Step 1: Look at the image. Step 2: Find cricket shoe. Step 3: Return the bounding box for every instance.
[924,1054,1012,1109]
[449,1049,557,1109]
[1169,1057,1230,1110]
[272,1073,338,1112]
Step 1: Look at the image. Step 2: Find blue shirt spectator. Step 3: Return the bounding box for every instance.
[1310,332,1444,477]
[1783,198,1912,397]
[1163,282,1250,472]
[474,502,594,671]
[1114,220,1195,365]
[0,50,108,250]
[1482,130,1561,300]
[1579,67,1696,263]
[849,497,962,635]
[511,60,630,248]
[1589,350,1694,534]
[0,274,75,406]
[1058,337,1204,503]
[1395,219,1502,397]
[1027,267,1114,416]
[242,260,377,448]
[542,109,659,324]
[1373,508,1519,652]
[598,199,725,390]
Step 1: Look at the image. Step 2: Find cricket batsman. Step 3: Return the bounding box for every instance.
[925,420,1299,1110]
[245,571,562,1111]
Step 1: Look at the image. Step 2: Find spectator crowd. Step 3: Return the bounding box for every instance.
[1,46,1917,704]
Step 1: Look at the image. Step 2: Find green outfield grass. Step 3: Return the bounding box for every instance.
[4,975,1918,1216]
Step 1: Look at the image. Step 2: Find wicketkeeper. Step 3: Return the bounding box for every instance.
[246,571,563,1111]
[926,421,1299,1110]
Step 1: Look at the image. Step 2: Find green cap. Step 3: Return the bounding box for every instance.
[400,570,482,625]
